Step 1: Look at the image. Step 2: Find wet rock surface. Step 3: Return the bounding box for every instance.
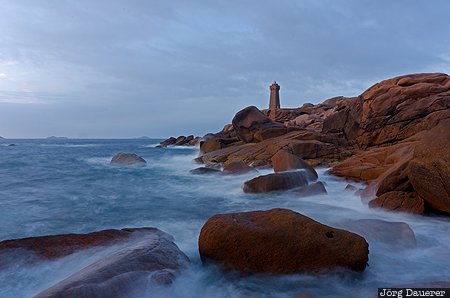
[198,208,369,274]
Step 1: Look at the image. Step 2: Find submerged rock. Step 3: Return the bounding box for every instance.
[298,181,327,197]
[33,228,189,298]
[198,208,369,274]
[110,152,146,166]
[189,167,222,175]
[337,219,417,248]
[243,171,308,193]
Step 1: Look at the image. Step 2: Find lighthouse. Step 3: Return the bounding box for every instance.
[269,81,280,120]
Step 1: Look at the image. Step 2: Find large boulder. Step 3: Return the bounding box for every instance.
[232,106,287,143]
[271,149,318,181]
[198,208,369,274]
[33,228,189,298]
[243,171,308,193]
[110,152,146,166]
[407,119,450,214]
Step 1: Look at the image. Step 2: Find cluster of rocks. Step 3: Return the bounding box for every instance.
[0,208,373,297]
[194,73,450,215]
[158,135,200,147]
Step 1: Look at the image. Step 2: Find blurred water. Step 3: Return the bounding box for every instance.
[0,139,449,297]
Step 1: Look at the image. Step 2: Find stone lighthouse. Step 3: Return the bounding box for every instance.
[269,81,280,120]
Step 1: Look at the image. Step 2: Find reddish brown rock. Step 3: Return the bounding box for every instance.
[407,119,450,214]
[110,152,146,166]
[368,191,425,214]
[32,228,189,298]
[243,171,308,193]
[223,160,257,175]
[337,219,416,248]
[198,208,369,274]
[298,181,327,197]
[232,106,287,143]
[271,149,318,181]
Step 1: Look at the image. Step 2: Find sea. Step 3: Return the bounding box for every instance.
[0,138,449,298]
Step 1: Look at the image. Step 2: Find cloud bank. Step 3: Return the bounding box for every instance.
[0,0,449,137]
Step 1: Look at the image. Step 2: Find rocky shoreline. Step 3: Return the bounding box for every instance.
[1,72,449,297]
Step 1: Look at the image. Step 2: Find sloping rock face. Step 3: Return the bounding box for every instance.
[110,152,146,166]
[324,73,450,149]
[232,106,287,143]
[198,208,369,274]
[407,118,450,213]
[33,228,189,298]
[0,228,152,261]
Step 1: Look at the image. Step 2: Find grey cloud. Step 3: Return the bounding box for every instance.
[0,0,449,137]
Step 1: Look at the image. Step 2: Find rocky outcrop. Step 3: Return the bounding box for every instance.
[32,228,189,298]
[159,135,199,147]
[243,171,309,193]
[232,106,287,143]
[192,73,450,215]
[199,130,352,168]
[198,208,369,274]
[110,152,146,166]
[324,73,450,149]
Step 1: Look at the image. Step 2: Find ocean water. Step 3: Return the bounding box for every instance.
[0,139,449,298]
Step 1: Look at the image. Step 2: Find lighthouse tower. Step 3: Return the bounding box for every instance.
[269,81,280,120]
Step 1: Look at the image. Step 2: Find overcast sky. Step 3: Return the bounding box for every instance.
[0,0,449,138]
